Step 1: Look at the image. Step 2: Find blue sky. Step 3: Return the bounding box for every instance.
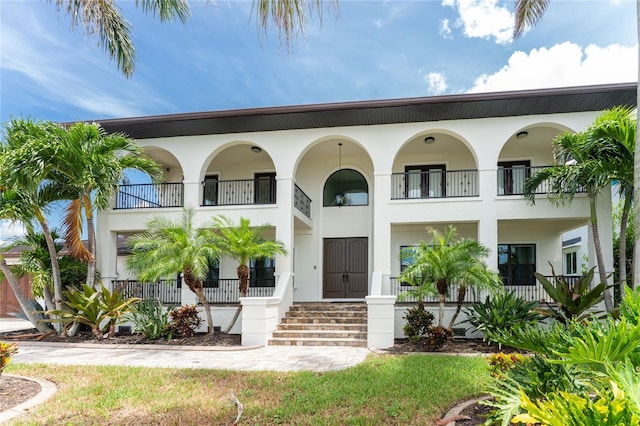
[0,0,637,240]
[1,0,637,125]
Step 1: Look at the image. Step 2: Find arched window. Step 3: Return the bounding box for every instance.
[323,169,369,207]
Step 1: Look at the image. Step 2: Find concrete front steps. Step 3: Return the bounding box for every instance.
[269,302,368,347]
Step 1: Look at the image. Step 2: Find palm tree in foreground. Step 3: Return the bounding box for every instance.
[524,130,615,311]
[401,226,499,329]
[125,207,219,335]
[213,215,287,333]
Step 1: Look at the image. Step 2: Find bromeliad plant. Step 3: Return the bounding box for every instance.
[47,283,140,339]
[534,265,607,324]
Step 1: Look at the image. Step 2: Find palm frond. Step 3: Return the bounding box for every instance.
[513,0,551,39]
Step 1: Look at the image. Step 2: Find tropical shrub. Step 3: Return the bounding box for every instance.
[48,283,140,338]
[127,298,173,340]
[486,352,529,380]
[169,305,202,337]
[534,266,606,324]
[463,291,543,345]
[0,341,18,377]
[424,326,453,351]
[403,306,435,343]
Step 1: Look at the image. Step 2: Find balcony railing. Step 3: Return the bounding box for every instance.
[113,278,276,305]
[202,279,276,304]
[391,275,583,304]
[294,184,312,219]
[391,169,479,200]
[202,178,276,206]
[113,279,181,304]
[115,183,184,209]
[496,165,587,196]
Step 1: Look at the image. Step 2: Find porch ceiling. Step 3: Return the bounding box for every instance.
[91,83,636,140]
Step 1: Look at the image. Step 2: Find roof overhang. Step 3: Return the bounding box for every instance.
[91,82,637,139]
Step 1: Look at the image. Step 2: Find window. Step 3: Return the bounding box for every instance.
[250,257,275,287]
[323,169,369,206]
[405,164,446,198]
[254,172,276,204]
[565,251,578,275]
[203,175,218,206]
[498,161,530,195]
[498,244,536,285]
[399,245,418,286]
[203,258,220,288]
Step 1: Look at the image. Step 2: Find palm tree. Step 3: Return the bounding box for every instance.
[514,0,640,297]
[212,215,287,332]
[401,226,498,329]
[125,207,220,334]
[523,131,615,311]
[51,0,336,77]
[587,107,636,298]
[50,121,161,288]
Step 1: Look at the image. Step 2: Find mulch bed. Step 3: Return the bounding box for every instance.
[0,375,41,412]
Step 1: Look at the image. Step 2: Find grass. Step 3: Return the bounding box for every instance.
[7,354,490,425]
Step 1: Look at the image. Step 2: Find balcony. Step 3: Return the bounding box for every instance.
[115,183,184,210]
[390,275,581,304]
[202,177,276,206]
[113,278,276,305]
[391,169,479,200]
[497,165,586,196]
[294,184,311,219]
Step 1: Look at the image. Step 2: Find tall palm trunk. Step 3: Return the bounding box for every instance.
[183,267,214,335]
[618,188,632,299]
[0,257,52,333]
[84,194,97,288]
[590,199,614,311]
[36,211,65,334]
[436,278,447,328]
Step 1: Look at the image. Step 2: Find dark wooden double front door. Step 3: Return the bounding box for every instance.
[323,238,368,298]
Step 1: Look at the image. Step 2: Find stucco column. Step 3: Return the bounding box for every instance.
[96,212,118,290]
[274,177,295,274]
[372,172,392,294]
[477,169,499,269]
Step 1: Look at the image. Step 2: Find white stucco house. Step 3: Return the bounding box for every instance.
[94,83,636,348]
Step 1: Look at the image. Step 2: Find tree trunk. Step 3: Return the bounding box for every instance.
[183,268,214,335]
[448,285,467,331]
[84,195,97,288]
[438,293,445,328]
[0,257,52,333]
[223,305,242,334]
[618,188,632,302]
[590,199,614,311]
[237,264,249,297]
[37,212,65,334]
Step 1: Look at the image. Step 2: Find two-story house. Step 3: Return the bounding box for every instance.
[95,82,636,348]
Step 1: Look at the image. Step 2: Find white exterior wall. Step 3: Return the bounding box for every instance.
[96,109,615,340]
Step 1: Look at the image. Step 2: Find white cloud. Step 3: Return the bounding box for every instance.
[0,221,26,246]
[469,42,637,93]
[425,72,448,95]
[440,19,453,39]
[442,0,514,45]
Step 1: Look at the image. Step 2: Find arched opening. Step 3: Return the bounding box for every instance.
[323,168,369,207]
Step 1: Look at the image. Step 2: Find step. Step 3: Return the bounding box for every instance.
[272,330,367,339]
[268,337,368,347]
[280,317,367,325]
[285,311,367,319]
[277,323,367,331]
[290,303,366,311]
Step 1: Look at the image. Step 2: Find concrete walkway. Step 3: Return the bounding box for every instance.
[2,318,371,372]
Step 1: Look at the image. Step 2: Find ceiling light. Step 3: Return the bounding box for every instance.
[516,131,528,139]
[424,136,435,144]
[251,146,262,153]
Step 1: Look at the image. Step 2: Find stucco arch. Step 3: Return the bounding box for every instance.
[393,130,479,175]
[141,146,184,183]
[199,141,276,183]
[497,123,574,167]
[292,135,373,178]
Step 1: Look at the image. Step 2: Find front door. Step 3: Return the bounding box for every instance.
[323,237,368,298]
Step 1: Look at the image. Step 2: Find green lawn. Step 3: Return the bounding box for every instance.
[7,354,490,425]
